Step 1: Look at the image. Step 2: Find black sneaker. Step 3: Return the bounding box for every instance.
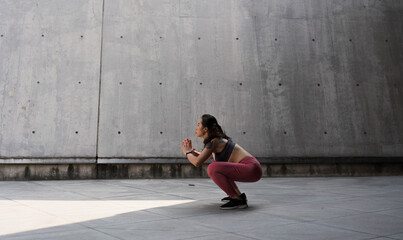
[220,197,248,210]
[221,193,247,203]
[221,196,232,202]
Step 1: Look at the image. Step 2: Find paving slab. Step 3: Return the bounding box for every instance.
[0,176,402,240]
[239,222,375,240]
[319,213,403,236]
[389,233,403,240]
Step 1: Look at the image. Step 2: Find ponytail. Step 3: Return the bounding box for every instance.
[201,114,231,145]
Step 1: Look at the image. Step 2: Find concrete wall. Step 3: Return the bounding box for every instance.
[0,0,102,157]
[1,0,402,171]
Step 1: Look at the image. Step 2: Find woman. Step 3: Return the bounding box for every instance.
[180,114,262,210]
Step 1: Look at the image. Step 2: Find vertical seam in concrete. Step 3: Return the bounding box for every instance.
[96,0,106,162]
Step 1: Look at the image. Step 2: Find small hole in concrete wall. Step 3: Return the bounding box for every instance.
[119,82,122,85]
[275,38,277,41]
[32,131,35,134]
[159,82,162,85]
[239,83,242,86]
[356,83,360,86]
[78,81,81,84]
[385,39,388,42]
[364,131,367,135]
[317,83,321,86]
[324,131,327,135]
[279,83,282,86]
[349,39,352,42]
[243,132,246,134]
[75,131,78,134]
[120,36,123,38]
[118,131,121,134]
[37,81,40,84]
[236,38,239,40]
[200,82,203,85]
[42,34,44,37]
[160,131,163,134]
[160,36,163,39]
[312,39,315,42]
[81,35,83,38]
[198,37,201,40]
[0,34,3,37]
[284,131,287,135]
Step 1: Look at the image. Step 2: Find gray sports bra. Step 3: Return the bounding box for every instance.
[214,140,236,162]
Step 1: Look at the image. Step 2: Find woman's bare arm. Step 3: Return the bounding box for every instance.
[186,147,213,167]
[181,139,214,167]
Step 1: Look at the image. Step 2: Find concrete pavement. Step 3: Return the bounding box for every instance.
[1,176,403,240]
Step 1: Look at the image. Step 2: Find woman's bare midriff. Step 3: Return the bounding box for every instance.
[227,144,253,163]
[214,139,253,163]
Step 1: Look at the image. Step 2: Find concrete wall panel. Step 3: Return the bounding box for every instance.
[255,0,403,157]
[0,0,103,157]
[99,0,266,157]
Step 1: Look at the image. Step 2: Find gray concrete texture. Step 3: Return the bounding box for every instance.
[1,176,403,239]
[1,0,402,159]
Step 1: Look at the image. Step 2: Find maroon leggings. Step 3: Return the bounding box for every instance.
[207,157,262,197]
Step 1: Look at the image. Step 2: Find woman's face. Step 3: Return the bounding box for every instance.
[195,118,207,138]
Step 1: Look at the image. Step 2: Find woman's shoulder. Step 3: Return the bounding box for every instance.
[214,137,226,142]
[212,137,229,145]
[205,137,225,150]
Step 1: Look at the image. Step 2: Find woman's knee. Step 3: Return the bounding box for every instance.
[207,162,215,177]
[252,165,263,181]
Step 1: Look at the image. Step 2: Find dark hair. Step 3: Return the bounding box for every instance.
[201,114,231,145]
